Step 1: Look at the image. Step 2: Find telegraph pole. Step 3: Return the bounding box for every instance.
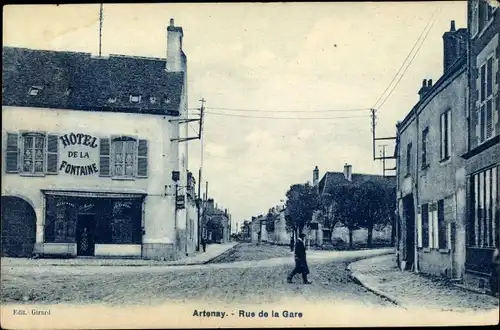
[379,144,388,177]
[371,108,377,161]
[98,4,103,57]
[196,98,205,251]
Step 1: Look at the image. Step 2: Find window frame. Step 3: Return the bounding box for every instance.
[477,53,496,145]
[406,142,412,175]
[421,127,429,169]
[440,109,452,161]
[19,131,47,177]
[110,135,138,180]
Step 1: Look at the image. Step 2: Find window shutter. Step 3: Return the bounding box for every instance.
[46,134,59,174]
[417,206,422,248]
[137,139,148,178]
[5,132,19,173]
[99,137,111,177]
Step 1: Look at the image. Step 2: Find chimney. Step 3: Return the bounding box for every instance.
[418,79,432,100]
[313,166,319,186]
[442,20,467,73]
[206,198,215,212]
[166,18,185,72]
[343,163,352,182]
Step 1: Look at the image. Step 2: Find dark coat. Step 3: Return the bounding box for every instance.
[293,239,309,275]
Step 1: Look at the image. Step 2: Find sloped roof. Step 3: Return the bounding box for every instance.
[318,171,396,195]
[2,47,184,116]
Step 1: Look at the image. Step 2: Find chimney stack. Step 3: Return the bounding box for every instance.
[418,79,432,100]
[166,18,185,72]
[343,163,352,182]
[313,166,319,186]
[442,20,467,73]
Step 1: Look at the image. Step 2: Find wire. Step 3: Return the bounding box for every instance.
[204,111,370,120]
[373,7,441,110]
[204,106,370,113]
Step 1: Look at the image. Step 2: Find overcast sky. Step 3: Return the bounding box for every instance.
[3,2,467,230]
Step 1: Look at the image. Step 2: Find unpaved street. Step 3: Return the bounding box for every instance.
[1,243,395,307]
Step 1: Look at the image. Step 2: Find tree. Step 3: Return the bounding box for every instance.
[324,183,362,249]
[354,180,396,247]
[265,212,275,232]
[285,183,320,235]
[317,193,338,243]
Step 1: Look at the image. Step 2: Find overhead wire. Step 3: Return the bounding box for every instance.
[374,7,442,111]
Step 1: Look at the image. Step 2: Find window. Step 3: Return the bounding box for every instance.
[477,55,496,144]
[440,110,452,160]
[28,86,42,96]
[113,137,136,178]
[478,0,495,32]
[129,95,141,103]
[4,132,59,175]
[421,127,429,168]
[107,97,117,104]
[98,136,148,179]
[406,143,412,175]
[422,204,429,248]
[469,166,499,248]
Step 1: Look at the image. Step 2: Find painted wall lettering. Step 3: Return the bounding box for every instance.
[59,133,100,176]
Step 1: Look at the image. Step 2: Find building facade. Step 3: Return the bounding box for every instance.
[395,21,469,278]
[1,19,198,260]
[203,199,230,244]
[462,0,499,290]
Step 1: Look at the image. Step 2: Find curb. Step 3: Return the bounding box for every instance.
[202,242,241,264]
[346,255,406,309]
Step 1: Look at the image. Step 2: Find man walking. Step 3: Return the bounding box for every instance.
[287,233,312,284]
[289,235,295,252]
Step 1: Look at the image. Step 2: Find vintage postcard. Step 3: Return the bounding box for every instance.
[1,1,499,329]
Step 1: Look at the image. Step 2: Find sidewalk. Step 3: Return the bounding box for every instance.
[1,242,238,267]
[348,254,499,312]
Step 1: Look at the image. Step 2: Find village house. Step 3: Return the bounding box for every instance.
[461,0,499,291]
[395,20,469,278]
[1,19,198,260]
[203,198,230,244]
[314,164,395,247]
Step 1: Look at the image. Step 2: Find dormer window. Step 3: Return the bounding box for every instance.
[28,86,43,96]
[149,97,157,104]
[129,95,141,104]
[108,97,117,104]
[164,98,171,104]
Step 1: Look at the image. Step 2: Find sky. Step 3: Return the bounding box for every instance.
[3,2,467,231]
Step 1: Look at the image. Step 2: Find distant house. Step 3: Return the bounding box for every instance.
[313,164,396,247]
[203,198,230,244]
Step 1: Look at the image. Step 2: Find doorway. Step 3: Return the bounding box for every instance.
[76,213,96,256]
[403,194,415,270]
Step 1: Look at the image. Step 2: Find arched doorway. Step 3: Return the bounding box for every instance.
[1,196,37,257]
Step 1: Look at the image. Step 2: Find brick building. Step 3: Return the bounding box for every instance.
[1,19,198,260]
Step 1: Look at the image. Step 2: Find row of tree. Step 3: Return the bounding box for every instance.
[284,180,396,249]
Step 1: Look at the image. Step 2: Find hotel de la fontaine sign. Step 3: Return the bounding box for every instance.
[58,133,99,176]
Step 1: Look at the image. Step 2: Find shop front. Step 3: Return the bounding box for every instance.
[39,190,146,258]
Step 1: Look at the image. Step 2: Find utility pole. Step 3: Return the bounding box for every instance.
[196,98,205,251]
[371,108,377,161]
[99,4,103,57]
[379,144,388,177]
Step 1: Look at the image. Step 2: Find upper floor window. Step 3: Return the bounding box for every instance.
[440,109,451,160]
[99,136,148,179]
[421,127,429,168]
[28,86,43,96]
[129,95,141,104]
[4,132,58,175]
[471,0,497,38]
[478,55,496,143]
[406,142,412,175]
